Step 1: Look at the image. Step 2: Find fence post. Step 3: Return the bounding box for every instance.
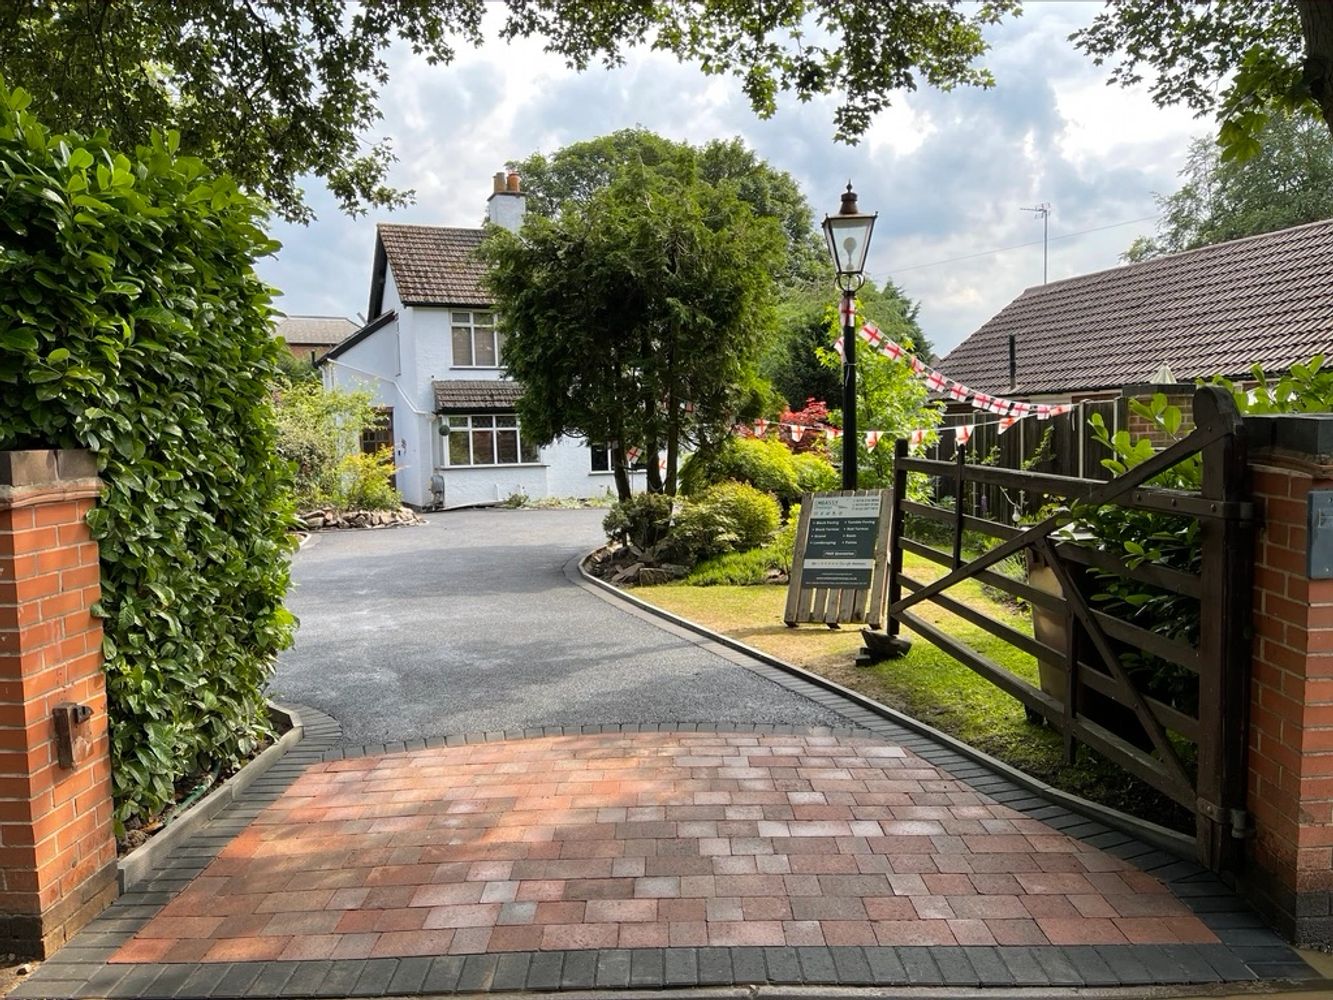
[1191,388,1252,873]
[0,450,117,957]
[886,438,909,642]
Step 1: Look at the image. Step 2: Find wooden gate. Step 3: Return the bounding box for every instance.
[883,387,1253,872]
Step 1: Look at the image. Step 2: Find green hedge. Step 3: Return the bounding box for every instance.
[0,81,296,829]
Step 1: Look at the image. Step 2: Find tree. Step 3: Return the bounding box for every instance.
[481,161,784,501]
[511,130,824,282]
[0,1,1015,222]
[1124,113,1333,261]
[1072,1,1333,162]
[763,278,934,415]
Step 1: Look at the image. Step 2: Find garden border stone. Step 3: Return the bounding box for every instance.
[116,704,305,893]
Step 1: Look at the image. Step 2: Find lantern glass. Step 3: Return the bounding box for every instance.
[822,212,876,276]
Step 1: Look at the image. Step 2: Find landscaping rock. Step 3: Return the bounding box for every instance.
[296,506,425,531]
[660,563,689,579]
[612,562,644,584]
[637,567,674,585]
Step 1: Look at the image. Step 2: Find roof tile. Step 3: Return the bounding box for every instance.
[432,379,523,413]
[379,224,490,305]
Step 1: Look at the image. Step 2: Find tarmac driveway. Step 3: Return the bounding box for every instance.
[269,509,848,744]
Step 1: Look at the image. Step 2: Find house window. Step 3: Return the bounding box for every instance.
[451,311,505,368]
[590,443,648,472]
[445,414,539,466]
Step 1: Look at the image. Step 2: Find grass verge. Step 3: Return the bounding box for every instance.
[634,551,1193,833]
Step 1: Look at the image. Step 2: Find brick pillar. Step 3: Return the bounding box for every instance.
[0,450,117,957]
[1243,415,1333,945]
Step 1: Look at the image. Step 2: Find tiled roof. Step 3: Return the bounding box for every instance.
[274,314,359,345]
[432,379,523,413]
[938,218,1333,395]
[378,224,490,306]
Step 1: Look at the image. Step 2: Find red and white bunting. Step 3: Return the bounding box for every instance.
[986,398,1012,415]
[753,418,769,437]
[658,456,668,473]
[1035,404,1052,420]
[925,369,948,392]
[788,425,805,443]
[831,334,845,360]
[839,296,856,326]
[947,380,969,402]
[625,447,641,463]
[1050,403,1074,417]
[954,424,974,446]
[861,322,884,348]
[971,392,993,411]
[997,416,1018,435]
[910,356,927,375]
[908,428,928,448]
[825,427,842,441]
[864,430,882,450]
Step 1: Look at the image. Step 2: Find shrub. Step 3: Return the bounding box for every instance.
[791,452,838,495]
[657,498,739,566]
[274,379,382,510]
[0,82,294,828]
[338,448,401,511]
[699,481,780,550]
[603,492,674,550]
[682,500,802,585]
[679,436,800,505]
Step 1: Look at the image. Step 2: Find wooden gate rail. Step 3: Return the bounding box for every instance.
[882,387,1254,872]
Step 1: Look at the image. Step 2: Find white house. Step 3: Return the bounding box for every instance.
[320,171,647,509]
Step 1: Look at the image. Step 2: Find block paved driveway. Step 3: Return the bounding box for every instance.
[16,511,1321,997]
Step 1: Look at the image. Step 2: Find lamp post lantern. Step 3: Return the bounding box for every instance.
[822,182,876,490]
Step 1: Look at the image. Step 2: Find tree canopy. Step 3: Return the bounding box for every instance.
[0,1,1013,222]
[1073,1,1333,162]
[511,129,825,283]
[1124,113,1333,261]
[481,159,784,501]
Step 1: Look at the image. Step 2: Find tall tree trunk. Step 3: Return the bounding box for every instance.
[1298,0,1333,133]
[612,437,632,502]
[665,331,679,496]
[645,438,663,493]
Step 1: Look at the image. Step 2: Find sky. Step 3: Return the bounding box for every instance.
[256,2,1205,359]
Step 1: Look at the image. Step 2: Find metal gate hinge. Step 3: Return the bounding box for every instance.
[1196,798,1252,839]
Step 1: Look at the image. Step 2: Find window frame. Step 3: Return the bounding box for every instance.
[450,310,504,369]
[442,413,540,467]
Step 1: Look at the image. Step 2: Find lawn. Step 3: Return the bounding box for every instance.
[634,550,1193,833]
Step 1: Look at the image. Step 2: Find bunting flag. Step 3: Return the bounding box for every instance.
[954,424,974,446]
[864,430,882,450]
[625,447,641,463]
[789,425,805,443]
[839,295,856,326]
[908,428,928,448]
[831,334,845,360]
[658,456,668,474]
[848,319,1089,437]
[753,418,769,437]
[825,427,843,441]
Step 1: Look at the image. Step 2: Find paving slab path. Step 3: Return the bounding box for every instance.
[16,510,1326,997]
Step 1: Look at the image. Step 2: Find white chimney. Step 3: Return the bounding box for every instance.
[486,169,526,232]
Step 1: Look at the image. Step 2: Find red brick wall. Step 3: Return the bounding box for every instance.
[1246,457,1333,944]
[0,452,116,957]
[1124,390,1196,449]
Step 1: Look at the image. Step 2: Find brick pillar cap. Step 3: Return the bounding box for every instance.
[0,450,100,497]
[1242,410,1333,466]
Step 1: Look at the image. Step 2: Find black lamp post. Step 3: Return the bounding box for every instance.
[822,183,877,490]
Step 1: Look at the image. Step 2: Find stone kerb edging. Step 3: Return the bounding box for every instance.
[571,549,1196,863]
[116,703,318,892]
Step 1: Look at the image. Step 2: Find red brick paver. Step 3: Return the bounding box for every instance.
[113,733,1215,962]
